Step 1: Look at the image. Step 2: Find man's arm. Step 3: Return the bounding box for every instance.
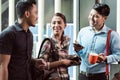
[0,54,11,80]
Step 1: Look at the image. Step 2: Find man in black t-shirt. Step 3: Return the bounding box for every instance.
[0,0,43,80]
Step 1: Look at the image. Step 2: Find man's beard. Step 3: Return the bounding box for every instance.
[30,23,36,27]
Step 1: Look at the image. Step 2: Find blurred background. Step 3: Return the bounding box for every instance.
[0,0,120,80]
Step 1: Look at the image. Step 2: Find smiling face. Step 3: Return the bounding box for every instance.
[50,16,66,36]
[88,9,107,30]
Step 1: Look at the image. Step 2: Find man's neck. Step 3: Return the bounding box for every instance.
[18,19,29,32]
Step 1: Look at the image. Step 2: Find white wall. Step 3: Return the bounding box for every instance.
[104,0,117,30]
[80,0,95,29]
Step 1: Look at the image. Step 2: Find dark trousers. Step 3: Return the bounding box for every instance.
[79,73,107,80]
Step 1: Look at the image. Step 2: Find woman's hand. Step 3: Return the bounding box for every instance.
[61,59,72,67]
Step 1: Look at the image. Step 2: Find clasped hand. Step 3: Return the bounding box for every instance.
[35,59,47,69]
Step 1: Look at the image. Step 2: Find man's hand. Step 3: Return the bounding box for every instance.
[97,53,107,63]
[73,43,84,52]
[35,59,47,69]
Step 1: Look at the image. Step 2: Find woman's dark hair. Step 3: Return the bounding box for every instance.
[93,3,110,16]
[16,0,36,18]
[53,13,66,24]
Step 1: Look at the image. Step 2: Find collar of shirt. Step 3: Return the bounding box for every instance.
[14,21,31,33]
[89,25,111,34]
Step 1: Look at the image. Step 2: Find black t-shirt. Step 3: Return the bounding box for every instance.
[0,22,33,80]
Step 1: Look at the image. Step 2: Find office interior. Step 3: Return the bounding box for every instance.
[0,0,120,80]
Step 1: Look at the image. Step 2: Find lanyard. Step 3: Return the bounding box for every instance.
[106,30,112,80]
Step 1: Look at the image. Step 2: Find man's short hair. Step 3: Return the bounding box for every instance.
[93,3,110,16]
[16,0,36,18]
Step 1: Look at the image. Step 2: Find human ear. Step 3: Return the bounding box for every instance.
[25,11,30,18]
[104,16,108,21]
